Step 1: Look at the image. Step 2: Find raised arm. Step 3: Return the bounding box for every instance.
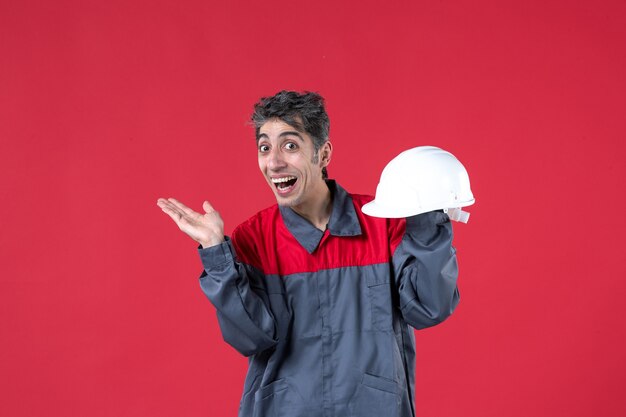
[157,198,277,356]
[391,210,460,330]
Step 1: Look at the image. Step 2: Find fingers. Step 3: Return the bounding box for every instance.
[157,197,217,217]
[157,197,223,245]
[157,197,216,223]
[157,198,180,214]
[167,198,195,215]
[157,198,187,224]
[159,203,183,224]
[156,197,169,209]
[203,200,216,213]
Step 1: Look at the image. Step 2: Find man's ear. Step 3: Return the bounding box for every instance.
[320,141,333,167]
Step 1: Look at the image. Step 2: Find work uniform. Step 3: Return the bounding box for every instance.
[198,180,459,417]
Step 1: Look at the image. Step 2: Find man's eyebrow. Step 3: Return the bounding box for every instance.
[257,131,305,141]
[279,131,305,141]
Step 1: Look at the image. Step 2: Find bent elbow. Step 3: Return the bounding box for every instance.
[222,332,277,357]
[404,288,460,330]
[217,311,278,357]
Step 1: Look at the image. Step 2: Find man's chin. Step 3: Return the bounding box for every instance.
[274,193,300,208]
[272,185,301,207]
[276,198,297,208]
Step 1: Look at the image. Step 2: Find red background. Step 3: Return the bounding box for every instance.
[2,0,625,416]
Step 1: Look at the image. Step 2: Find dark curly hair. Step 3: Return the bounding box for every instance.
[251,90,330,179]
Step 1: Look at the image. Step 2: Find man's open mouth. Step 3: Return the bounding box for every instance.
[271,176,297,192]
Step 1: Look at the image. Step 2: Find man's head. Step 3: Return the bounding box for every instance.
[253,91,333,209]
[252,90,330,179]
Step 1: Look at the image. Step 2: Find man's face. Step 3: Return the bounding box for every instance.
[257,118,331,208]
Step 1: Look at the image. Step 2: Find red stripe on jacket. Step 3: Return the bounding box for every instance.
[232,194,407,276]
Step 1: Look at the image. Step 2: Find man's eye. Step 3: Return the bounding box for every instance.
[259,144,270,152]
[285,142,298,150]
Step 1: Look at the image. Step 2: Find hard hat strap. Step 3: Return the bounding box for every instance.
[444,208,470,224]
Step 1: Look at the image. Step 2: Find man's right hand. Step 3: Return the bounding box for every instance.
[156,198,225,248]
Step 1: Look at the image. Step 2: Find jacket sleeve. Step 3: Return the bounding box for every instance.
[391,210,460,330]
[198,237,278,356]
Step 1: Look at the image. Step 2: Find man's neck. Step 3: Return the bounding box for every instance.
[292,181,333,231]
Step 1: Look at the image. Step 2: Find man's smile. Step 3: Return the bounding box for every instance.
[271,176,298,194]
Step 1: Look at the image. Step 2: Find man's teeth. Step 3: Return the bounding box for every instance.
[271,176,296,184]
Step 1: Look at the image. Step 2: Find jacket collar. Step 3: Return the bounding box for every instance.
[279,180,362,254]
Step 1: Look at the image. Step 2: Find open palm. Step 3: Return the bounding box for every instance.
[156,198,224,248]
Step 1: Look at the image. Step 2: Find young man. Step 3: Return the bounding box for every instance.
[157,91,459,417]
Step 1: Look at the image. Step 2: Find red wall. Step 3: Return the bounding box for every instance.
[2,0,625,416]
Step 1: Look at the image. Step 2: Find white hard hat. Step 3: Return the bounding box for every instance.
[361,146,475,222]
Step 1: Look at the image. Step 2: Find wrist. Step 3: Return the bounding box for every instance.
[200,237,225,248]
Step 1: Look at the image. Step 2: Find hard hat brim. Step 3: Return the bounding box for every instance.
[361,198,475,219]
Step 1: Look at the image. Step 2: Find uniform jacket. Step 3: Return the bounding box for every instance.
[198,181,460,417]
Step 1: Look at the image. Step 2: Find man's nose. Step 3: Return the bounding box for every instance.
[267,149,287,170]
